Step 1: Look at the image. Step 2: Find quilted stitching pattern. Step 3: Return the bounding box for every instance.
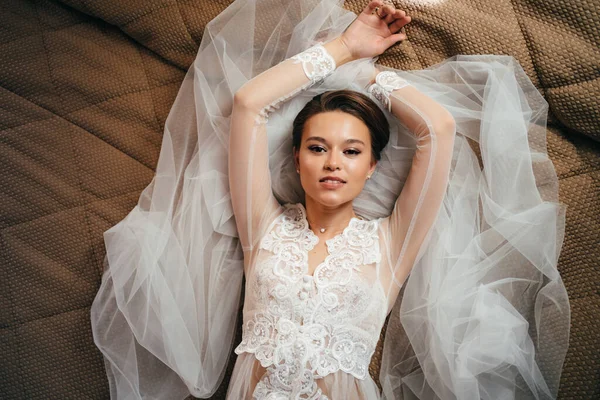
[1,0,598,399]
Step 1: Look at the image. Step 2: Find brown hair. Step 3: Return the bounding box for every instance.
[292,90,390,161]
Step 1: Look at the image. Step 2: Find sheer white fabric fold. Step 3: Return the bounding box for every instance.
[376,58,569,400]
[90,0,569,399]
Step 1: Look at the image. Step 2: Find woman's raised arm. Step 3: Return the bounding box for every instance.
[369,70,457,312]
[229,0,409,252]
[229,37,354,251]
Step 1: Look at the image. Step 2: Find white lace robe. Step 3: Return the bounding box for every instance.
[227,42,456,399]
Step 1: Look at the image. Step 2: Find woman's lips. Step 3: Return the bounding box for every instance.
[319,178,346,189]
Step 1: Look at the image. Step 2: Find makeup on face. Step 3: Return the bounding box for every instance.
[295,111,375,207]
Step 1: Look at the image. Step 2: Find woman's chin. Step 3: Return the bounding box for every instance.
[306,190,355,208]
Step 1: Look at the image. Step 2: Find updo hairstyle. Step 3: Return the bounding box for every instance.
[291,90,390,161]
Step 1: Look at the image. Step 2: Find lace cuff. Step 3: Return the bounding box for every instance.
[253,42,337,125]
[291,42,336,84]
[368,71,411,112]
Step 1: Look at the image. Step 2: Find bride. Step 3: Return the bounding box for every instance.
[91,0,570,399]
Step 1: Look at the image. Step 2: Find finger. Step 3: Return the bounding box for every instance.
[386,9,406,29]
[383,5,397,24]
[383,32,407,48]
[389,14,411,33]
[365,0,384,14]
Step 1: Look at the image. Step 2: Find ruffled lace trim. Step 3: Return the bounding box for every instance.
[254,43,336,126]
[368,70,411,112]
[291,42,336,84]
[259,203,381,282]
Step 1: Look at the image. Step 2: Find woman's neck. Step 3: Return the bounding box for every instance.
[304,197,357,238]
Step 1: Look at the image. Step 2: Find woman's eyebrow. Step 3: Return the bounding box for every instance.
[345,138,365,146]
[305,136,365,146]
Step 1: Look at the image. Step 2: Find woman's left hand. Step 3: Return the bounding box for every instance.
[341,0,411,60]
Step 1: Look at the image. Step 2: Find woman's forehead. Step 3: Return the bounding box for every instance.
[303,111,370,143]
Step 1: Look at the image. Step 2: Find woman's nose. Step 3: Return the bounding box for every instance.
[324,152,341,171]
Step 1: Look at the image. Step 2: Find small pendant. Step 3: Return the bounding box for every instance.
[320,228,326,233]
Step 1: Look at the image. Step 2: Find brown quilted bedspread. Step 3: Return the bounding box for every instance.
[1,0,598,399]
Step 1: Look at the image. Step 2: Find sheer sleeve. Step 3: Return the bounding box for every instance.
[368,71,457,313]
[375,58,569,400]
[229,42,338,252]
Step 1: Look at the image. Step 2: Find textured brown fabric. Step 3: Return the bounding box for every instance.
[0,0,598,399]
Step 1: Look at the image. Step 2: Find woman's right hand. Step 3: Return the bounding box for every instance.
[340,0,411,61]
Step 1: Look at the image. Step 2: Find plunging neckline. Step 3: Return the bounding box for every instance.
[297,203,362,280]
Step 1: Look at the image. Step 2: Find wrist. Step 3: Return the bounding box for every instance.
[368,71,412,112]
[324,36,355,67]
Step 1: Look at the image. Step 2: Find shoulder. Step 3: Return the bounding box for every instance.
[283,202,304,215]
[350,216,380,236]
[258,203,309,250]
[277,202,309,226]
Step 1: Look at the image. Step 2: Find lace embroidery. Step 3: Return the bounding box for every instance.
[253,364,329,400]
[291,42,336,84]
[235,204,386,399]
[368,70,411,112]
[254,43,336,125]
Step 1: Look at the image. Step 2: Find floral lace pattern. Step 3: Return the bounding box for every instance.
[255,43,336,126]
[252,364,329,400]
[291,42,336,84]
[368,70,411,112]
[235,203,387,399]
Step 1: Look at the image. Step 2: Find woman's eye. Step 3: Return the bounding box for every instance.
[308,146,325,153]
[345,149,361,155]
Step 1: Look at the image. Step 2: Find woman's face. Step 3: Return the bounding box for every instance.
[294,111,376,208]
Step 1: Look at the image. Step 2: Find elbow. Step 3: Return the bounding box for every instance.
[233,90,251,109]
[233,89,262,116]
[435,113,456,137]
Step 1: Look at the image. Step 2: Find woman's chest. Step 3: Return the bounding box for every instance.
[307,241,328,277]
[245,204,386,321]
[248,248,385,323]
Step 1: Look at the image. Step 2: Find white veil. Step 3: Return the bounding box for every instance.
[90,0,570,399]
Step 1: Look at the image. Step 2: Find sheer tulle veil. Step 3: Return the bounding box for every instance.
[90,0,570,399]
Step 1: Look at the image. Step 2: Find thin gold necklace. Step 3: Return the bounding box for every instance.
[307,215,361,234]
